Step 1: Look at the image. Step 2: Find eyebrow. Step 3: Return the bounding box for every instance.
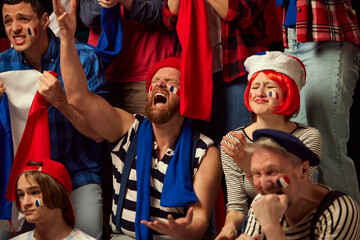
[3,12,32,19]
[16,186,41,192]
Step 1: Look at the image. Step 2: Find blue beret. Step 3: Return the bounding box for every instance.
[253,129,319,166]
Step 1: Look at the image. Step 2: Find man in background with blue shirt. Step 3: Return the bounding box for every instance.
[0,0,107,238]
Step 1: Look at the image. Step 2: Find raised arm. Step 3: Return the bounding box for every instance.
[38,71,103,142]
[98,0,164,27]
[53,0,134,142]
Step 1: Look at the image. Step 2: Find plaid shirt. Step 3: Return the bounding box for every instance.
[0,29,108,190]
[222,0,270,82]
[163,0,270,82]
[281,0,360,47]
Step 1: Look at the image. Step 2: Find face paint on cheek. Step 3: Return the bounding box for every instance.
[35,198,44,207]
[255,183,261,192]
[148,85,153,94]
[268,90,279,99]
[168,85,180,96]
[27,27,37,36]
[276,176,290,188]
[249,92,252,99]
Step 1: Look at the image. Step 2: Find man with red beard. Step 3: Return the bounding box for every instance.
[238,129,359,240]
[55,1,222,239]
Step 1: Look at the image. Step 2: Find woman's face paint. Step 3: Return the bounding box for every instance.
[268,90,279,99]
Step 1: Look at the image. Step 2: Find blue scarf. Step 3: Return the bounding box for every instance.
[135,118,198,239]
[0,93,14,220]
[276,0,297,27]
[88,4,123,70]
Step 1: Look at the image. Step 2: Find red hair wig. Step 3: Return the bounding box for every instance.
[244,70,300,118]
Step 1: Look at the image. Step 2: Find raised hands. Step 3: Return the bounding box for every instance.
[52,0,77,39]
[221,131,251,175]
[141,207,194,239]
[38,71,66,108]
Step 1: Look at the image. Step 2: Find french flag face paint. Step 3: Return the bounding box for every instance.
[28,27,37,36]
[35,198,44,207]
[268,90,279,99]
[276,176,290,189]
[168,85,180,96]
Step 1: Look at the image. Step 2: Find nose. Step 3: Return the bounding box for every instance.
[253,86,266,97]
[257,175,276,190]
[22,194,33,207]
[11,21,22,33]
[155,78,167,88]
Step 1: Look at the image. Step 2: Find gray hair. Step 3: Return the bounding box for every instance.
[246,137,302,166]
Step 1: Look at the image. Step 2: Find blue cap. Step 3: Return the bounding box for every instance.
[253,129,319,166]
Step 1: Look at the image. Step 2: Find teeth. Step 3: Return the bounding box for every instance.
[155,92,166,97]
[14,37,25,41]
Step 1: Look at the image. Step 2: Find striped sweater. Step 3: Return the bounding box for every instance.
[109,114,214,239]
[244,190,360,239]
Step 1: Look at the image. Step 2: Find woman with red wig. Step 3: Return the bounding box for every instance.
[216,51,323,239]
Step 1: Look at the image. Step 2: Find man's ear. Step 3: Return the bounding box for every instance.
[40,12,50,29]
[300,161,310,180]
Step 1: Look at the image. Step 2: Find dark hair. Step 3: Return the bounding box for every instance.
[15,162,70,214]
[1,0,48,19]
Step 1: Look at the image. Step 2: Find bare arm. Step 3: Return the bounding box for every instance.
[38,71,103,142]
[54,0,135,142]
[166,0,180,14]
[206,0,228,19]
[142,145,223,239]
[216,210,246,240]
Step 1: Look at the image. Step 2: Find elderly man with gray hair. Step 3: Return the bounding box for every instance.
[238,129,360,240]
